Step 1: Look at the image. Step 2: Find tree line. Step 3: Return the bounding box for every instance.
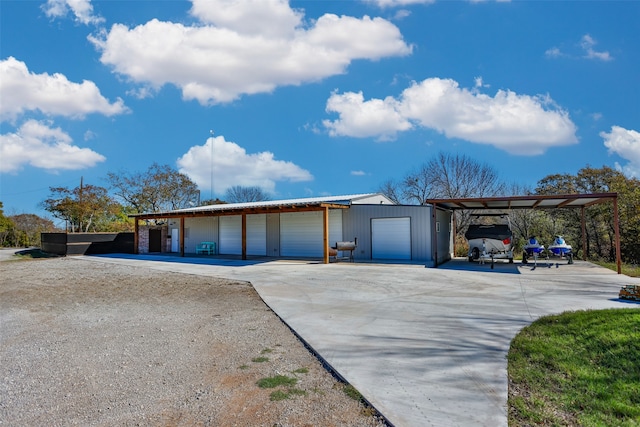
[1,155,638,264]
[0,163,271,247]
[0,202,58,248]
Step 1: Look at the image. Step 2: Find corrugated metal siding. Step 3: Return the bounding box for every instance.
[436,208,453,264]
[183,217,217,253]
[219,215,242,255]
[342,205,433,262]
[246,214,266,256]
[329,210,343,248]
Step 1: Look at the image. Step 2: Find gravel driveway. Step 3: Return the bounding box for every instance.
[0,254,384,426]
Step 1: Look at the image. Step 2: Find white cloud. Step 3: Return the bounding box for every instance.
[546,35,612,61]
[0,120,106,173]
[190,0,303,38]
[363,0,435,7]
[393,9,412,20]
[362,0,508,6]
[88,1,412,105]
[323,91,412,141]
[601,126,640,178]
[545,47,563,58]
[0,57,129,122]
[474,76,490,90]
[83,130,97,141]
[351,170,367,176]
[41,0,104,25]
[176,135,313,194]
[581,34,612,61]
[324,77,578,155]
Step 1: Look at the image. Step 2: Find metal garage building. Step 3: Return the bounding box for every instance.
[130,193,453,266]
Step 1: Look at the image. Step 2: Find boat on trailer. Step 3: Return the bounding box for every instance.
[522,236,546,265]
[465,214,514,268]
[548,235,574,264]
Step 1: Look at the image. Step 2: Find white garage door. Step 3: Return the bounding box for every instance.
[372,217,411,260]
[246,214,266,256]
[219,216,241,255]
[280,211,342,257]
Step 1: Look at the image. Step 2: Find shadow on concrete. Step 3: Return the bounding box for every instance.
[90,252,324,267]
[437,258,522,274]
[438,257,593,276]
[90,253,433,268]
[613,298,640,305]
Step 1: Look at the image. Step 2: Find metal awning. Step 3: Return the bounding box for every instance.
[426,193,621,274]
[425,192,617,210]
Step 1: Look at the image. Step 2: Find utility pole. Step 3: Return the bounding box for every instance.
[79,176,83,232]
[210,130,214,201]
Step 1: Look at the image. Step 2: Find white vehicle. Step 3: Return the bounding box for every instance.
[465,214,514,264]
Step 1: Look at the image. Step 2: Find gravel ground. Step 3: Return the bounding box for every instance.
[0,254,386,427]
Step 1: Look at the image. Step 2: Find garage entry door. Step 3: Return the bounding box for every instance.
[372,217,411,260]
[280,211,342,257]
[246,214,266,256]
[219,216,241,255]
[219,215,266,256]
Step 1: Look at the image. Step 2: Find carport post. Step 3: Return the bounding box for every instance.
[614,196,621,274]
[241,213,247,260]
[432,203,438,267]
[179,217,185,257]
[134,218,139,254]
[323,206,329,264]
[452,210,457,258]
[581,206,587,261]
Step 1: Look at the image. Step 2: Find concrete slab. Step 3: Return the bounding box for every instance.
[74,254,638,427]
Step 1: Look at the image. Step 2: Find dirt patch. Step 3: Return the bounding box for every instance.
[0,257,385,426]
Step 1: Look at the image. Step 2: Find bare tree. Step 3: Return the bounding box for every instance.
[420,152,505,200]
[377,179,404,204]
[224,186,271,203]
[401,164,435,205]
[107,163,200,213]
[385,152,505,206]
[393,152,506,233]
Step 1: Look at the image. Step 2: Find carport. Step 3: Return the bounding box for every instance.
[426,192,622,274]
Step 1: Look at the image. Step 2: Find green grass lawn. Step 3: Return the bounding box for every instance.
[508,309,640,426]
[593,261,640,278]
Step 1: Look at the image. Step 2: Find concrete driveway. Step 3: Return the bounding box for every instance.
[74,254,637,427]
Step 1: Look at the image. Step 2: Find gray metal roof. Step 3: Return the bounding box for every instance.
[131,193,392,218]
[182,193,380,211]
[425,192,618,210]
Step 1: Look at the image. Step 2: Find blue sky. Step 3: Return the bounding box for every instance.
[1,0,639,220]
